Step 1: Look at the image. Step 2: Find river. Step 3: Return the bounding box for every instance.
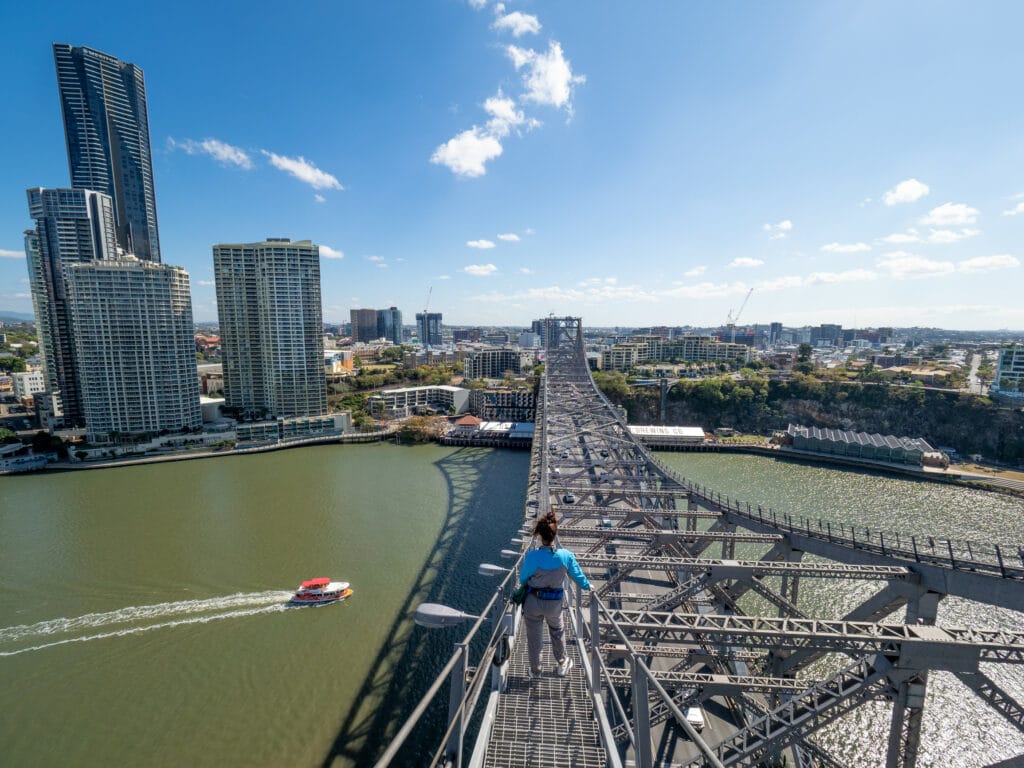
[1,446,1021,766]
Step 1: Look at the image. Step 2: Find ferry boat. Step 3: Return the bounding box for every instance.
[289,578,353,606]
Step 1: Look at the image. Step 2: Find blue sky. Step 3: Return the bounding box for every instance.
[2,1,1023,329]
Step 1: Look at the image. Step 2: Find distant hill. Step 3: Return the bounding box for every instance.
[0,311,34,323]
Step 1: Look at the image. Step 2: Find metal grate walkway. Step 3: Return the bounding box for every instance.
[482,608,607,768]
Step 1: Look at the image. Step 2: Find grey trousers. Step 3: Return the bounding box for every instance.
[524,594,566,672]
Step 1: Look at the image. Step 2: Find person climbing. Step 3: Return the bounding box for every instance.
[519,511,590,678]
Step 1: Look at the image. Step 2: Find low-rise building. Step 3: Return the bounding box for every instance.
[469,388,536,421]
[368,385,470,417]
[235,412,351,442]
[463,347,532,379]
[12,370,45,399]
[784,424,933,465]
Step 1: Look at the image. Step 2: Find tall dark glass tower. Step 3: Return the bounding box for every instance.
[53,43,161,263]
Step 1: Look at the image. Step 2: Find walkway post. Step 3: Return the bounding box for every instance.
[445,643,469,767]
[631,658,653,768]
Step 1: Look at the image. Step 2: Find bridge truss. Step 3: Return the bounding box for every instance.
[378,317,1024,768]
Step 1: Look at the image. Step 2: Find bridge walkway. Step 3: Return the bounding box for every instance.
[480,604,605,767]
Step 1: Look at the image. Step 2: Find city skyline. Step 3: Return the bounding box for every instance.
[2,2,1024,329]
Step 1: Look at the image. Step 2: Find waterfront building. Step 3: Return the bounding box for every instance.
[350,308,378,344]
[234,413,351,443]
[24,187,119,425]
[784,424,934,465]
[469,388,536,421]
[64,256,201,442]
[993,344,1024,399]
[367,385,469,418]
[53,44,161,262]
[416,312,443,347]
[213,239,327,420]
[463,347,532,380]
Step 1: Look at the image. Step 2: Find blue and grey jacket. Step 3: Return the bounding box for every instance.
[520,546,591,593]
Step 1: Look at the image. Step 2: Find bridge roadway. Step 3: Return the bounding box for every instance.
[387,318,1024,768]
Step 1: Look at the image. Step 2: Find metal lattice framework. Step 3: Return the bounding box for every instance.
[378,317,1024,768]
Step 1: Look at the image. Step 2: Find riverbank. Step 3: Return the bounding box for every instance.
[27,427,398,474]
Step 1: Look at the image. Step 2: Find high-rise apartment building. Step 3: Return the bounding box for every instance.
[417,312,443,347]
[65,257,201,441]
[350,308,378,344]
[24,187,118,425]
[53,43,161,262]
[214,239,326,419]
[993,345,1024,399]
[377,307,403,345]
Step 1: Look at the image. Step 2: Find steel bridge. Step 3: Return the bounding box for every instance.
[377,317,1024,768]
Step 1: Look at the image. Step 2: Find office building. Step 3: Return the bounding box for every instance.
[214,239,326,420]
[53,43,161,262]
[377,307,403,345]
[350,308,378,344]
[769,322,783,344]
[24,187,118,425]
[65,256,201,441]
[417,312,443,347]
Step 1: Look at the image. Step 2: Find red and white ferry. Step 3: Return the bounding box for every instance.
[289,578,353,606]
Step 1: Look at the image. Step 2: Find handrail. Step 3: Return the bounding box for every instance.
[373,551,524,768]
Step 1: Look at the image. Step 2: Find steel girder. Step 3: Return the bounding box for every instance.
[577,553,911,581]
[600,609,1024,665]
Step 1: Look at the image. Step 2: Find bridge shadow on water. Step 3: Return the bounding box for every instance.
[320,446,526,768]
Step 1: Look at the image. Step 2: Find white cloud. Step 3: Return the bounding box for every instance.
[0,248,23,258]
[806,269,878,285]
[493,9,541,37]
[880,230,920,244]
[882,178,929,206]
[729,257,764,268]
[519,267,533,274]
[957,254,1020,273]
[376,263,388,268]
[497,233,520,242]
[319,245,345,259]
[431,127,503,178]
[1002,201,1024,217]
[821,242,871,254]
[365,255,384,262]
[877,251,955,279]
[920,202,979,227]
[468,0,487,8]
[756,276,804,291]
[927,228,980,244]
[683,266,706,277]
[579,277,619,286]
[524,228,535,235]
[437,275,452,280]
[197,279,215,286]
[168,137,254,169]
[763,220,792,239]
[507,41,585,110]
[261,150,343,190]
[464,263,498,276]
[467,239,496,249]
[314,194,326,204]
[483,90,534,137]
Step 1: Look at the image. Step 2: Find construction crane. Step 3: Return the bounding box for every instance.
[726,287,754,343]
[421,286,433,347]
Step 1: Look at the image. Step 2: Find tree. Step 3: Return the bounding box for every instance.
[797,343,813,362]
[0,357,27,373]
[0,428,20,443]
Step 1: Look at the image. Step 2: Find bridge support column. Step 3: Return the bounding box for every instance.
[686,494,698,532]
[631,658,653,768]
[778,545,804,618]
[885,592,940,768]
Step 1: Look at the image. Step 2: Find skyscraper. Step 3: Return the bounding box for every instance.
[214,239,326,419]
[416,312,443,347]
[53,43,161,262]
[377,307,403,345]
[350,308,378,344]
[65,257,201,441]
[25,187,119,425]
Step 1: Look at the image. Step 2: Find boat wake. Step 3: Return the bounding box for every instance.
[0,590,292,658]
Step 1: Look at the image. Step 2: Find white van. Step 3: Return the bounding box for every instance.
[685,706,705,732]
